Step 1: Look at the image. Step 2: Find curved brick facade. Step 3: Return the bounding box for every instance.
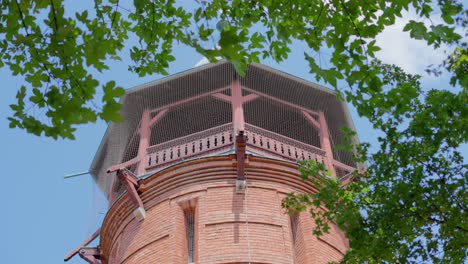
[100,155,348,264]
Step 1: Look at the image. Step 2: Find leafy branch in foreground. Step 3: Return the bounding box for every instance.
[1,0,466,139]
[283,62,467,262]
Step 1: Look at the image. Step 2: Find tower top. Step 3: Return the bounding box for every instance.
[90,62,357,198]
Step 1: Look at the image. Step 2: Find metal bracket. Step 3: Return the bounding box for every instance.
[79,247,101,264]
[116,168,146,221]
[235,179,247,193]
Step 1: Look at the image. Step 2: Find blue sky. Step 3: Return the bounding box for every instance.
[1,6,466,264]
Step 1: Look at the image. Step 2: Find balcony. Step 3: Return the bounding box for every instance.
[95,62,358,199]
[138,123,354,179]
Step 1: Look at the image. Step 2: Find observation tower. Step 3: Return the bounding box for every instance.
[65,62,358,263]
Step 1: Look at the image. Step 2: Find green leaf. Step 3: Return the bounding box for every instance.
[403,20,428,40]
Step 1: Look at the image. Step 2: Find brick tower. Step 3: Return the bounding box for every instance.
[65,62,357,263]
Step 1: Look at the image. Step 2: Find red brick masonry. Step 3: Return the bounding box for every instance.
[100,155,348,264]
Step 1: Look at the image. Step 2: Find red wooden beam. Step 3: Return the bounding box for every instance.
[148,109,168,128]
[318,111,336,176]
[106,157,139,173]
[107,110,167,176]
[79,247,101,264]
[242,86,320,117]
[213,91,259,105]
[212,93,231,103]
[231,80,245,134]
[64,228,100,262]
[135,110,151,175]
[242,93,259,103]
[149,85,231,114]
[333,160,356,173]
[228,80,249,189]
[302,111,321,130]
[116,169,146,221]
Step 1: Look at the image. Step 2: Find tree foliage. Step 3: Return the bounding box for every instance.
[1,0,467,262]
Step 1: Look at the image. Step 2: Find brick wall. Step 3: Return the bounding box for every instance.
[100,155,348,264]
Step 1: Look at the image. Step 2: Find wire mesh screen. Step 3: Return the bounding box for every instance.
[244,97,321,147]
[241,65,355,167]
[151,97,232,145]
[90,62,356,198]
[90,63,235,197]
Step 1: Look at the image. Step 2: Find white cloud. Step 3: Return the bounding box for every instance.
[194,57,210,67]
[375,11,447,75]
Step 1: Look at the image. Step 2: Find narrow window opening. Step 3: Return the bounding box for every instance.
[290,213,303,263]
[184,208,195,263]
[290,214,299,245]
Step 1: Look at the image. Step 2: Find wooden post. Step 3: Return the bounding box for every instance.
[319,111,336,176]
[230,80,245,135]
[117,169,146,221]
[136,110,151,175]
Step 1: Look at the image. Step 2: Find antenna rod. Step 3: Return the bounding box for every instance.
[64,171,89,179]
